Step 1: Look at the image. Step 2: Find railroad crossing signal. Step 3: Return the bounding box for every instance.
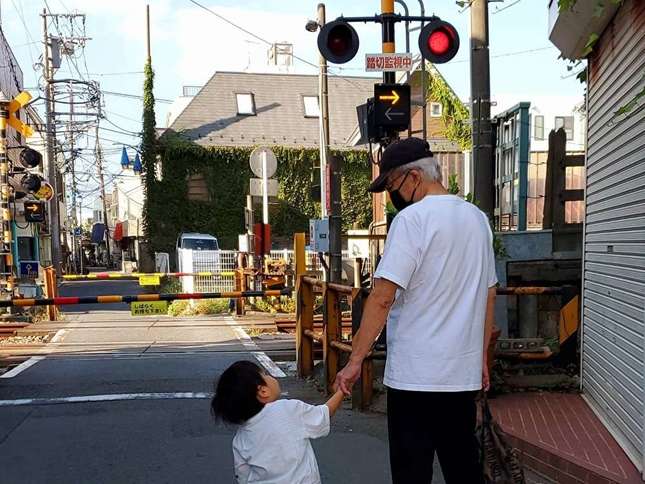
[7,92,34,138]
[374,83,410,130]
[418,19,460,64]
[317,20,360,64]
[24,201,45,223]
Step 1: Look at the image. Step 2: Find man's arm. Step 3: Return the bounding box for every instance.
[482,286,496,391]
[334,278,398,394]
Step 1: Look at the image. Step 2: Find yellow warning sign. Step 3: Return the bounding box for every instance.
[139,275,161,286]
[7,91,34,138]
[131,301,168,316]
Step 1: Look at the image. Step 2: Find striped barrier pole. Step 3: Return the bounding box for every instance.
[0,288,293,308]
[63,272,237,280]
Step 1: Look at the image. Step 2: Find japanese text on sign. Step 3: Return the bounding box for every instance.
[131,301,168,316]
[365,53,414,72]
[139,275,161,286]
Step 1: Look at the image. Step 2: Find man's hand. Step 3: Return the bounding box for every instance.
[334,359,363,395]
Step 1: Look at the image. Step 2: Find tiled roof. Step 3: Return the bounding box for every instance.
[167,71,376,149]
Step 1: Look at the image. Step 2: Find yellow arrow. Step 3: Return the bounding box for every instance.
[378,90,400,105]
[8,91,32,113]
[26,204,39,213]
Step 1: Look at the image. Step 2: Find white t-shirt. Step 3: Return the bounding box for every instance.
[374,194,497,392]
[232,399,330,484]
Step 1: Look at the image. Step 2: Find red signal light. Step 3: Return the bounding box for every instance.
[318,20,360,64]
[419,19,460,64]
[428,29,450,55]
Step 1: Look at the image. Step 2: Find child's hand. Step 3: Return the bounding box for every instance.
[325,388,345,417]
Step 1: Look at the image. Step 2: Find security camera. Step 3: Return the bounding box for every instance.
[305,20,319,32]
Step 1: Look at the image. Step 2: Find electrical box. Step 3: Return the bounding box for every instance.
[309,218,329,253]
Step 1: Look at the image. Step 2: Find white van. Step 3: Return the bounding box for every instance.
[176,233,219,272]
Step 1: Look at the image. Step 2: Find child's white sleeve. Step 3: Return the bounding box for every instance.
[233,445,250,484]
[297,401,330,439]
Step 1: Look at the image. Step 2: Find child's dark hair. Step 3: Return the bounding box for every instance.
[211,360,266,425]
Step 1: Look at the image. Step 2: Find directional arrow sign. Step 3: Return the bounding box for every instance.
[374,83,411,130]
[7,91,34,138]
[23,201,45,223]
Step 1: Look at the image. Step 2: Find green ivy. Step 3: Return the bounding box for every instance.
[141,61,157,241]
[145,134,372,254]
[426,71,472,150]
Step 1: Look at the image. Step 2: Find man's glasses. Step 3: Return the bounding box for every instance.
[384,170,410,192]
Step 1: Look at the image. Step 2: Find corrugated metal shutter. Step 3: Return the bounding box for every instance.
[582,0,645,471]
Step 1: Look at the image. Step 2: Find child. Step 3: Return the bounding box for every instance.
[211,360,344,484]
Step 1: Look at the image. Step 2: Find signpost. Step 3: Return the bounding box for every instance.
[374,83,411,130]
[365,53,413,72]
[24,201,45,223]
[131,301,168,316]
[19,261,39,279]
[34,182,55,202]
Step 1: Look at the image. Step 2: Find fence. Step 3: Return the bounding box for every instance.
[296,277,579,410]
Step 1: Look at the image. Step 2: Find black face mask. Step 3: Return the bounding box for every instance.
[388,171,418,211]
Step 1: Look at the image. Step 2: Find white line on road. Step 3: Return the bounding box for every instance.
[0,356,46,379]
[0,392,212,407]
[226,318,286,378]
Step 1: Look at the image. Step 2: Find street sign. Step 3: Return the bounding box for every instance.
[23,201,45,223]
[34,182,54,202]
[374,83,411,130]
[74,227,82,237]
[19,261,39,278]
[250,178,278,197]
[7,91,34,138]
[139,275,161,286]
[131,301,168,316]
[249,147,277,178]
[365,53,413,72]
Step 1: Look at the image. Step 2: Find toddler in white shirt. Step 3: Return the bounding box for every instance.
[211,360,344,484]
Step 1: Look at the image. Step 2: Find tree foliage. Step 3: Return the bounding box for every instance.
[426,71,472,150]
[141,60,157,241]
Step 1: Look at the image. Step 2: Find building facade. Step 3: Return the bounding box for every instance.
[550,0,645,473]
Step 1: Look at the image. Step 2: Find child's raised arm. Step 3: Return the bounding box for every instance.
[325,388,345,417]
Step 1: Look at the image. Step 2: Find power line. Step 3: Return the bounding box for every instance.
[103,90,173,103]
[492,0,523,14]
[447,45,556,64]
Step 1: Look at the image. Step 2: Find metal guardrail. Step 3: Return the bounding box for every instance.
[63,272,236,280]
[0,289,292,308]
[296,277,578,410]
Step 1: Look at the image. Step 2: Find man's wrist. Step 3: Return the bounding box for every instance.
[349,353,365,365]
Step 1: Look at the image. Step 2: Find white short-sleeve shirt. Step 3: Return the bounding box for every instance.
[232,399,330,484]
[374,194,498,392]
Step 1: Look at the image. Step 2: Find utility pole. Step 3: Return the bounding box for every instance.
[0,95,14,296]
[470,0,494,218]
[146,4,152,63]
[316,3,343,283]
[68,81,81,274]
[42,9,63,275]
[317,3,329,220]
[95,125,111,268]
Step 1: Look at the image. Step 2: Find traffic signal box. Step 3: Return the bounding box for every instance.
[374,84,411,131]
[24,202,45,223]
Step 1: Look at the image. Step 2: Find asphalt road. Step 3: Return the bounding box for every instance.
[0,280,403,483]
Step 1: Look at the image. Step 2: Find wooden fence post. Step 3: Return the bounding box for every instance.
[44,267,58,321]
[296,275,314,377]
[324,284,342,393]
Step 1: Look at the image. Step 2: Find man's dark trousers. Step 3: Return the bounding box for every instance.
[387,388,483,484]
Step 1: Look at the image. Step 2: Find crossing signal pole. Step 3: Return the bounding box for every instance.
[0,96,14,295]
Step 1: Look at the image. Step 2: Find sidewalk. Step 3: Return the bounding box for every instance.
[490,392,642,483]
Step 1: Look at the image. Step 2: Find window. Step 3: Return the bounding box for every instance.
[236,93,256,115]
[534,115,544,140]
[430,102,442,117]
[555,116,574,140]
[303,96,320,118]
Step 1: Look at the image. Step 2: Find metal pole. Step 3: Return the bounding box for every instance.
[470,0,494,218]
[146,4,151,63]
[95,124,111,268]
[68,81,80,274]
[382,0,396,84]
[394,0,413,139]
[42,10,62,275]
[417,0,427,141]
[262,152,269,224]
[0,97,14,296]
[317,3,329,218]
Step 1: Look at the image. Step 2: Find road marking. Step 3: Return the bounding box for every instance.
[0,356,46,379]
[49,329,67,343]
[225,318,286,378]
[0,392,212,407]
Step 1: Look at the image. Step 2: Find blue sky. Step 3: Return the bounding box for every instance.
[3,0,583,212]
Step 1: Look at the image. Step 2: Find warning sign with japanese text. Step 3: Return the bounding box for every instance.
[365,53,414,72]
[131,301,168,316]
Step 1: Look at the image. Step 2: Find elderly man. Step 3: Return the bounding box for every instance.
[335,138,497,484]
